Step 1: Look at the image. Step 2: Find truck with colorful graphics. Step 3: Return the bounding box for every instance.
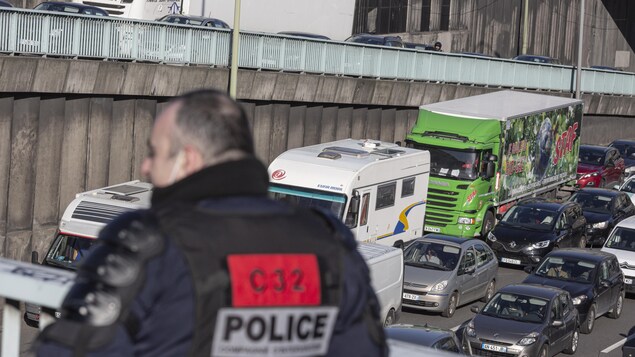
[268,139,430,247]
[405,90,583,238]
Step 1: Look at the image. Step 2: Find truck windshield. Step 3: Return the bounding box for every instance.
[269,184,347,219]
[45,233,97,270]
[411,144,480,180]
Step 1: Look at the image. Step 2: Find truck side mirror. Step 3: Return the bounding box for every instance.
[485,162,495,179]
[488,154,498,161]
[31,251,39,265]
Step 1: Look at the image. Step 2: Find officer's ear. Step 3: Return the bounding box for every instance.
[182,145,205,175]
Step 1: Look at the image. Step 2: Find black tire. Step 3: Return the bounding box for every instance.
[608,291,624,319]
[538,344,548,357]
[563,329,579,354]
[384,309,395,326]
[481,211,495,237]
[481,280,495,303]
[442,292,458,318]
[580,305,596,334]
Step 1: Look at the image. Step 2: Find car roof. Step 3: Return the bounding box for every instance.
[610,139,635,146]
[416,234,472,246]
[278,31,330,40]
[580,144,611,153]
[513,55,558,62]
[499,283,563,299]
[516,197,569,212]
[576,187,622,197]
[545,248,614,262]
[0,0,13,7]
[386,324,454,345]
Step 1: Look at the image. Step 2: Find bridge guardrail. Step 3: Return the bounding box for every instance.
[0,8,634,96]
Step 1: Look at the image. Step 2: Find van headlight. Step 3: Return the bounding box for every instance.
[487,231,497,242]
[592,221,608,229]
[458,217,475,225]
[531,240,550,249]
[466,321,476,337]
[518,332,540,346]
[431,280,448,292]
[582,172,599,179]
[572,295,588,305]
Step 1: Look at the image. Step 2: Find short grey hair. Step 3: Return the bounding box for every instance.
[168,89,254,164]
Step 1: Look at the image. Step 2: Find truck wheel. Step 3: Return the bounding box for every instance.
[384,309,395,326]
[442,292,458,318]
[608,291,624,319]
[481,211,495,237]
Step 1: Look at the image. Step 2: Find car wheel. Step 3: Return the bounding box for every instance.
[481,211,495,237]
[442,292,457,318]
[608,291,624,319]
[580,305,595,334]
[538,344,548,357]
[384,309,395,326]
[563,329,579,354]
[481,280,495,303]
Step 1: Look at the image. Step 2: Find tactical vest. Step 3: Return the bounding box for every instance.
[155,202,346,357]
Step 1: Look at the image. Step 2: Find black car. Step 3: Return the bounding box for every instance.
[568,188,635,246]
[385,324,464,354]
[404,42,435,51]
[487,198,586,267]
[0,0,13,7]
[278,31,330,40]
[33,1,108,16]
[157,14,230,29]
[345,34,404,48]
[609,139,635,176]
[464,284,579,357]
[523,249,624,334]
[512,54,561,65]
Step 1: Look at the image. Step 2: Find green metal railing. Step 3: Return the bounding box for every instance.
[1,8,634,96]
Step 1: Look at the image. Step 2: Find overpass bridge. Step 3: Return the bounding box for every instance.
[1,7,635,263]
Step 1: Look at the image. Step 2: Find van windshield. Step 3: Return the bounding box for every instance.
[269,184,347,219]
[45,233,97,270]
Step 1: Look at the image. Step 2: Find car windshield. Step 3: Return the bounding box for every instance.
[499,205,557,231]
[569,192,612,213]
[534,256,596,283]
[482,292,549,323]
[413,145,480,180]
[269,183,347,219]
[403,241,460,271]
[578,148,605,165]
[45,233,97,269]
[605,227,635,252]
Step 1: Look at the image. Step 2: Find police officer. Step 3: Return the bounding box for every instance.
[36,89,387,356]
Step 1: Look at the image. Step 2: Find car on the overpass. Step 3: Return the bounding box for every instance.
[385,324,465,354]
[464,283,579,357]
[278,31,330,40]
[576,144,625,189]
[156,14,230,29]
[523,249,624,334]
[33,1,108,16]
[512,54,561,65]
[601,216,635,295]
[0,0,13,7]
[345,33,404,48]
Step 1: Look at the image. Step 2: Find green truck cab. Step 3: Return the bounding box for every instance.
[406,90,583,238]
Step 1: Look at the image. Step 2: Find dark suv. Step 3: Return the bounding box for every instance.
[346,34,404,48]
[576,144,625,188]
[523,249,624,334]
[157,14,229,29]
[487,198,586,267]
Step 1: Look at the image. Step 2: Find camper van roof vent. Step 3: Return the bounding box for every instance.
[317,151,342,160]
[322,146,370,158]
[71,201,134,224]
[110,195,140,202]
[102,184,149,196]
[372,148,406,157]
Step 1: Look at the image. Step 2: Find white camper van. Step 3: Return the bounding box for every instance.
[268,139,430,247]
[357,242,404,326]
[26,181,152,326]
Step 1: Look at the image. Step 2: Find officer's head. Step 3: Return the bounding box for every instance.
[141,89,254,187]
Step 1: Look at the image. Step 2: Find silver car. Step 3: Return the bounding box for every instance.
[402,234,498,317]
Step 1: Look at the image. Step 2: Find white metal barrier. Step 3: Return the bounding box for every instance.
[0,8,634,96]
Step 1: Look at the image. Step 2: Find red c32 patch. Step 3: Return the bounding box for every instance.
[227,254,321,307]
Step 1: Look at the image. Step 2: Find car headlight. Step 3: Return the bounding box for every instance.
[466,321,476,337]
[582,172,600,179]
[487,231,497,242]
[458,217,475,224]
[431,280,448,292]
[572,295,588,305]
[518,332,540,346]
[531,240,550,249]
[592,221,608,229]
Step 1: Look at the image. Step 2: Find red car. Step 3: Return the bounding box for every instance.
[576,145,624,188]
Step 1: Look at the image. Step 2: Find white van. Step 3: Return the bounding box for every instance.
[26,181,152,326]
[357,242,404,326]
[268,139,430,247]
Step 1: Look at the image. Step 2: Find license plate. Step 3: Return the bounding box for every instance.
[403,293,420,301]
[501,257,521,265]
[481,343,507,353]
[424,225,440,233]
[625,278,633,285]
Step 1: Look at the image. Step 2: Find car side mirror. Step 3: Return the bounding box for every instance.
[488,154,498,162]
[471,305,480,314]
[600,279,611,288]
[349,195,360,214]
[606,161,615,167]
[524,266,533,274]
[31,251,39,265]
[464,266,476,275]
[495,213,503,221]
[552,320,564,327]
[613,184,621,190]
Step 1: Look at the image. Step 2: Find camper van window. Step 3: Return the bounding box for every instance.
[45,234,97,269]
[360,193,370,226]
[376,182,396,210]
[401,177,415,197]
[268,184,347,219]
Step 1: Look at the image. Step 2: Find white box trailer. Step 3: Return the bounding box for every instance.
[268,139,430,247]
[357,242,404,326]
